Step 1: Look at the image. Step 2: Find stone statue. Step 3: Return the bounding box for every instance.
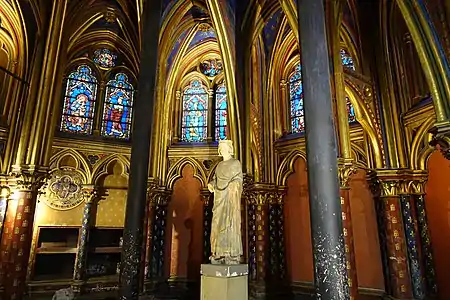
[208,140,243,265]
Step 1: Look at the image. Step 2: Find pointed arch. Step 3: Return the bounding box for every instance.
[166,157,207,189]
[344,85,383,168]
[276,149,307,186]
[49,148,91,177]
[92,154,130,184]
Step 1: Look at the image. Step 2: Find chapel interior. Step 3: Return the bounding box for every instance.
[0,0,450,299]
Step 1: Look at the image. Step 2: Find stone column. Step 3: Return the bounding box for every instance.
[119,0,162,298]
[3,172,46,300]
[200,189,212,263]
[338,160,358,299]
[72,186,99,291]
[409,180,437,297]
[296,1,348,298]
[376,171,412,299]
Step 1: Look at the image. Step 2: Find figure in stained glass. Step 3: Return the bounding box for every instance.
[346,96,357,123]
[101,73,134,139]
[181,80,208,142]
[215,84,227,140]
[289,64,305,133]
[340,49,355,71]
[200,59,223,77]
[93,48,117,69]
[60,65,97,134]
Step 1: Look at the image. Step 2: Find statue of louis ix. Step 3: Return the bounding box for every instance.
[208,140,243,265]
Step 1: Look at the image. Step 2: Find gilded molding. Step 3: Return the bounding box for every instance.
[9,166,49,192]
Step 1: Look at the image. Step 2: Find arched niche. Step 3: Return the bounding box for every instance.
[94,159,128,228]
[164,164,204,280]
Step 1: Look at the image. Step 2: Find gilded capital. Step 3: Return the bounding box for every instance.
[245,183,285,205]
[338,159,356,188]
[10,166,48,192]
[150,190,171,206]
[82,185,99,204]
[429,124,450,160]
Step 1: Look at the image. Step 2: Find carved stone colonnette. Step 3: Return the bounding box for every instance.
[243,178,286,298]
[368,169,436,300]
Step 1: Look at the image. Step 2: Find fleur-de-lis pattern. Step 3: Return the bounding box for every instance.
[400,195,426,299]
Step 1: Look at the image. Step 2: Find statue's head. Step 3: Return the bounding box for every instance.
[218,140,233,157]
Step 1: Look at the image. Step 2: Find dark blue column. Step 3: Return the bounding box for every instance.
[296,1,349,299]
[119,0,162,299]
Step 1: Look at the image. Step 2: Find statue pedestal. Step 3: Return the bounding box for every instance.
[200,264,248,300]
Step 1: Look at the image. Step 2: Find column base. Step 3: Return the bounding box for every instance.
[201,264,248,300]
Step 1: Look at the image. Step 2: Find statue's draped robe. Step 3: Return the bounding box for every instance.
[209,158,243,258]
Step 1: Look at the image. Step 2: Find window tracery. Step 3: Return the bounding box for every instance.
[93,48,117,69]
[215,84,227,141]
[289,64,305,133]
[340,49,355,70]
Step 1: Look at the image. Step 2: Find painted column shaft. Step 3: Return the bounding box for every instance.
[340,188,358,300]
[381,195,412,298]
[0,198,16,295]
[119,0,162,298]
[4,188,39,300]
[73,201,93,280]
[202,192,212,263]
[413,194,437,295]
[296,0,348,299]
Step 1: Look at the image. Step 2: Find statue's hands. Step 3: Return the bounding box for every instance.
[207,183,214,193]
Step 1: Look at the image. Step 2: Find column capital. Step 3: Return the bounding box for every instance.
[337,158,356,189]
[200,189,211,205]
[9,165,48,192]
[367,169,428,196]
[149,189,171,206]
[246,183,286,205]
[81,185,100,204]
[429,122,450,160]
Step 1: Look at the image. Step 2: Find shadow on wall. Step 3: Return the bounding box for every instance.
[425,150,450,300]
[164,164,204,281]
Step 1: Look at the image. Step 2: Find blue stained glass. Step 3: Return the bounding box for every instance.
[200,59,223,77]
[60,65,98,134]
[289,64,305,133]
[93,48,117,68]
[346,96,357,123]
[215,84,227,141]
[340,49,355,70]
[101,73,134,139]
[181,80,208,142]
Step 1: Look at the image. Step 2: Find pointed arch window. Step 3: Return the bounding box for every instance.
[346,96,357,124]
[101,73,134,139]
[181,79,209,142]
[60,65,98,134]
[215,84,227,140]
[340,49,355,71]
[289,64,305,133]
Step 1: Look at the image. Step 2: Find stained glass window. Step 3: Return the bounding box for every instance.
[181,79,208,142]
[215,84,227,141]
[346,96,357,123]
[289,64,305,133]
[60,65,98,134]
[93,48,117,69]
[200,59,223,77]
[340,49,355,70]
[101,73,134,139]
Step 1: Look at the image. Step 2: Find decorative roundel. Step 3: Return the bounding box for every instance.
[42,169,85,210]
